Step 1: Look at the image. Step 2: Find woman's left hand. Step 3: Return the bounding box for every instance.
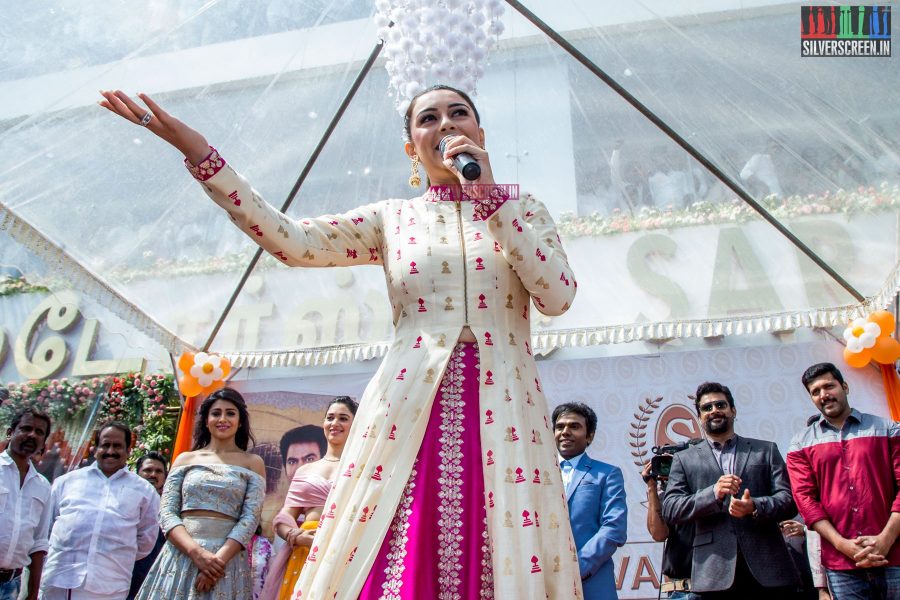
[440,134,495,187]
[195,571,220,592]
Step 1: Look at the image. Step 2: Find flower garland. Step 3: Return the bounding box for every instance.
[2,184,897,297]
[558,183,900,239]
[0,275,50,297]
[0,372,179,463]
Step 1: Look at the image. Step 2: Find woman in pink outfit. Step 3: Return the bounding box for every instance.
[100,84,582,599]
[261,397,357,600]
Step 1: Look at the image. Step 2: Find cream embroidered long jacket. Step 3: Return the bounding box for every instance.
[189,149,582,600]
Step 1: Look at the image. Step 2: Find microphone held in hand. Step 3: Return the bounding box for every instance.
[439,135,481,181]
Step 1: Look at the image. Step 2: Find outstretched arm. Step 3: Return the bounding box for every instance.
[98,91,385,268]
[99,90,209,165]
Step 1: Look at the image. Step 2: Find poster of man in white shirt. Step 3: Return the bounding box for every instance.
[0,408,52,600]
[40,421,160,600]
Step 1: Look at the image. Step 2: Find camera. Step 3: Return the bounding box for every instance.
[649,439,703,480]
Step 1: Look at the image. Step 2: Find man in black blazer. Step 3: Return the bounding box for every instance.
[661,382,799,598]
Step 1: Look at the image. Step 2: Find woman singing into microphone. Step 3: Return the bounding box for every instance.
[100,84,581,599]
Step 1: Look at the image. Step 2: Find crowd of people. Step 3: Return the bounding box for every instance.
[0,360,898,599]
[642,362,900,599]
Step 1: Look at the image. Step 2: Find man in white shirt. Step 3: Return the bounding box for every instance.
[41,421,160,600]
[740,141,783,199]
[1,408,53,600]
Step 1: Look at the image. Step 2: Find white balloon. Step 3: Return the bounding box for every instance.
[430,43,450,60]
[405,81,424,98]
[489,20,505,36]
[410,44,426,62]
[431,63,450,79]
[407,65,425,82]
[400,14,418,31]
[449,63,466,81]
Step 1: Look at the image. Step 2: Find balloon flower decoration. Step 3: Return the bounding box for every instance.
[177,352,231,397]
[842,310,900,368]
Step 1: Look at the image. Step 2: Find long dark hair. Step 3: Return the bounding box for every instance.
[328,395,359,416]
[192,387,255,451]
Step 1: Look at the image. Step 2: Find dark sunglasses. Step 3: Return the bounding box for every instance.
[699,400,729,413]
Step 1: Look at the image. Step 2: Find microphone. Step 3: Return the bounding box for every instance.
[439,135,481,181]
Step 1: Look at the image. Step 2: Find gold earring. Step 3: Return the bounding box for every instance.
[409,155,422,188]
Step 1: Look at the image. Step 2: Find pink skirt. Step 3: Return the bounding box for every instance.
[358,342,493,599]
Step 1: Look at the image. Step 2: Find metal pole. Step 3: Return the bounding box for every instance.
[201,39,387,352]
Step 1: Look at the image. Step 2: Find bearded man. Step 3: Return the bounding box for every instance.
[661,382,800,598]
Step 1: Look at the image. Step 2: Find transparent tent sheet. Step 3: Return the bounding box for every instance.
[2,0,898,359]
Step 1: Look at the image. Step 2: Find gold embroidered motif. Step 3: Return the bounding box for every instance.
[505,295,514,309]
[379,462,418,599]
[436,343,470,599]
[480,515,495,599]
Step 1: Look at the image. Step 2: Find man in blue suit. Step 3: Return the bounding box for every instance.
[553,402,628,599]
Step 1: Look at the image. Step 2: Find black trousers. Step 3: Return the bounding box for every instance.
[697,551,796,599]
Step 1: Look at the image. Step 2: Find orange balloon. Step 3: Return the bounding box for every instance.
[869,310,896,338]
[177,352,195,374]
[219,358,231,379]
[179,376,202,397]
[844,347,872,368]
[871,336,900,364]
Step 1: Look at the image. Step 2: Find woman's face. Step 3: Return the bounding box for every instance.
[207,399,240,442]
[406,89,483,185]
[323,402,355,446]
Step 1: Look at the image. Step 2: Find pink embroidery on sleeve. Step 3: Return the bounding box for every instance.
[184,146,225,181]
